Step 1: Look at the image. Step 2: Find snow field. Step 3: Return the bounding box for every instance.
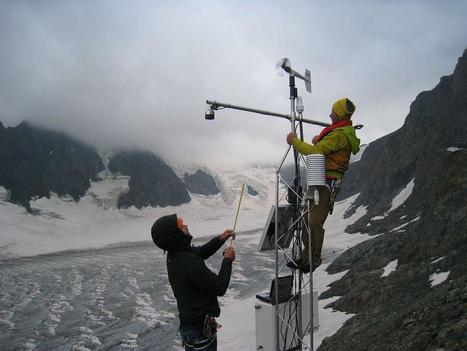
[0,164,418,350]
[0,166,276,259]
[429,272,450,287]
[381,260,398,278]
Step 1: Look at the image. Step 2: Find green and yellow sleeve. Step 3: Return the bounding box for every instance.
[291,131,349,156]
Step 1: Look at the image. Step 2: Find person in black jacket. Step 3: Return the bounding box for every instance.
[151,214,235,351]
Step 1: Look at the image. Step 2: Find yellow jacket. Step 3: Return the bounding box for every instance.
[291,126,360,179]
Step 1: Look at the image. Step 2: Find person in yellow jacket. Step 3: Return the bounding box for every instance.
[286,98,361,272]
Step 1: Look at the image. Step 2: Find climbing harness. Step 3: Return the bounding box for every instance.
[182,315,220,350]
[327,178,342,215]
[182,334,216,350]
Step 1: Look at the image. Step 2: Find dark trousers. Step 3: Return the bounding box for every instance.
[302,186,331,270]
[179,324,217,351]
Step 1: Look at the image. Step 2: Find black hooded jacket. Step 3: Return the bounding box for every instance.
[151,214,232,327]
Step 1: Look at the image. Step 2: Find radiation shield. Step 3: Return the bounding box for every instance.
[257,205,295,252]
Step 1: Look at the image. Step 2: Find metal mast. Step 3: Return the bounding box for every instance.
[205,58,323,351]
[273,58,314,351]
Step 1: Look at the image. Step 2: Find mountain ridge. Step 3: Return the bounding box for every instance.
[0,122,104,212]
[0,123,222,211]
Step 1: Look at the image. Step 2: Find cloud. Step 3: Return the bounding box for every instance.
[0,0,466,165]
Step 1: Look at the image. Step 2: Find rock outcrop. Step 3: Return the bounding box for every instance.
[246,185,258,196]
[183,170,220,195]
[108,151,190,208]
[0,122,104,212]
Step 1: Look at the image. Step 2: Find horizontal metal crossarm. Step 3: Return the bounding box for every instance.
[206,100,330,127]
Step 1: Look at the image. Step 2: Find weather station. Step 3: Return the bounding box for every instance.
[205,58,331,351]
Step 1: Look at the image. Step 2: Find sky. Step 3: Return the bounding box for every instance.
[0,0,466,166]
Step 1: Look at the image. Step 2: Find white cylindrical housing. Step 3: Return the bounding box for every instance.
[306,154,326,187]
[296,96,304,114]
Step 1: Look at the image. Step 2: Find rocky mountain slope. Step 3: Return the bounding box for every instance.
[318,50,467,350]
[0,123,219,211]
[0,122,104,212]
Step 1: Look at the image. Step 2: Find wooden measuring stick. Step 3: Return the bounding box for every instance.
[229,184,245,247]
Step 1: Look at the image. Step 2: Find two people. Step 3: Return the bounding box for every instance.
[151,97,360,350]
[151,214,235,351]
[286,98,360,272]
